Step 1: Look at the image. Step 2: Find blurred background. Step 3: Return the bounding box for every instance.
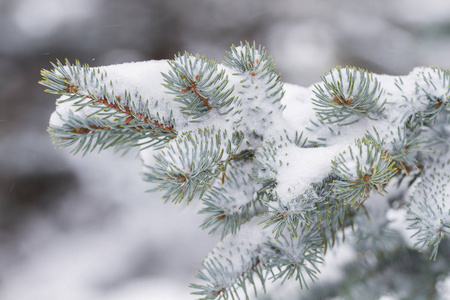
[1,0,450,299]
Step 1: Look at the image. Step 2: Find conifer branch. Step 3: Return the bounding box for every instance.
[162,53,236,118]
[40,59,177,153]
[40,42,450,299]
[312,67,385,125]
[199,166,265,239]
[407,167,450,260]
[331,137,398,208]
[48,112,172,155]
[144,128,244,203]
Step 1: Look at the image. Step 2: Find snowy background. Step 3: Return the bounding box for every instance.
[1,0,450,299]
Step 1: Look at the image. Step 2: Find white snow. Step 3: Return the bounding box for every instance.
[200,219,269,288]
[275,144,343,203]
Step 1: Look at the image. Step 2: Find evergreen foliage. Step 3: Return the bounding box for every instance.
[163,53,236,118]
[41,42,450,299]
[312,67,385,125]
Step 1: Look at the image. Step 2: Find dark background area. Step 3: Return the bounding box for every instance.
[1,0,450,299]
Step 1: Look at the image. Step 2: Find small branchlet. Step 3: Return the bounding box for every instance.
[163,52,236,118]
[144,128,244,203]
[191,222,268,300]
[331,137,398,208]
[366,125,430,174]
[40,59,176,154]
[200,167,264,239]
[263,179,332,240]
[264,225,324,290]
[312,66,385,125]
[416,67,450,124]
[192,221,323,299]
[48,112,173,155]
[407,168,450,260]
[223,41,285,137]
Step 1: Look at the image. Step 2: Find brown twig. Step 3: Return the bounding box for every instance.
[180,75,212,110]
[398,161,409,176]
[65,82,175,133]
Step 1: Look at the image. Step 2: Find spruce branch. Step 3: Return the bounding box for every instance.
[162,52,236,118]
[200,166,265,239]
[407,168,450,260]
[331,137,398,208]
[40,59,176,153]
[40,42,450,299]
[416,67,450,124]
[365,125,430,173]
[223,41,285,141]
[223,41,284,108]
[192,221,323,299]
[312,67,385,125]
[191,221,269,300]
[351,192,403,254]
[265,225,323,290]
[262,179,331,240]
[48,112,171,155]
[144,127,244,203]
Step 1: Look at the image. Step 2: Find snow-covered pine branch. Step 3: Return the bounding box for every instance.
[40,41,450,299]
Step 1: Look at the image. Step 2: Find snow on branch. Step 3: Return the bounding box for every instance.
[40,42,450,299]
